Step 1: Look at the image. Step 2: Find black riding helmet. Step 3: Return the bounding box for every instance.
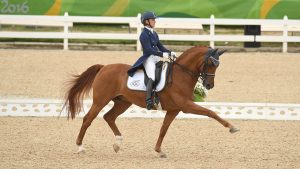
[141,11,157,25]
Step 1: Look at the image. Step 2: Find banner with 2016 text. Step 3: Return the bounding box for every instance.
[0,0,299,19]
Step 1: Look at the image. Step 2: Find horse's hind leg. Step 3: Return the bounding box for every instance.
[76,100,110,153]
[103,99,132,153]
[182,101,239,133]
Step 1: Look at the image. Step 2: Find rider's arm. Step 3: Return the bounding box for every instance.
[140,34,163,57]
[155,33,171,54]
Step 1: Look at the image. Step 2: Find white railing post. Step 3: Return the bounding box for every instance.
[136,13,142,51]
[63,12,69,50]
[210,15,215,48]
[282,15,288,53]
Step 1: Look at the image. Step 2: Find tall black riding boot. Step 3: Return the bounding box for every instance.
[146,78,154,110]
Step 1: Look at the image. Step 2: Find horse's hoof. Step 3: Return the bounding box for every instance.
[76,145,86,154]
[113,144,120,153]
[230,127,240,133]
[158,152,167,158]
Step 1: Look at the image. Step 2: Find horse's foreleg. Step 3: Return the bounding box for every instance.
[103,99,132,153]
[155,111,179,158]
[182,101,239,133]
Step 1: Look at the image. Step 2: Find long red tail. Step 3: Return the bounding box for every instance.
[63,64,104,119]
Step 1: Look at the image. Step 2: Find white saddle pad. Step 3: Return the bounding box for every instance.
[127,62,169,92]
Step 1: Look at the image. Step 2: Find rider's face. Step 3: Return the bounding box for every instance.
[148,19,156,28]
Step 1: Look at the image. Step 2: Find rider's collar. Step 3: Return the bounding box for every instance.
[144,26,154,34]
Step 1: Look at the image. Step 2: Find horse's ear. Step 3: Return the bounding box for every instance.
[212,48,218,55]
[207,48,223,61]
[212,49,226,60]
[217,49,226,56]
[211,48,219,60]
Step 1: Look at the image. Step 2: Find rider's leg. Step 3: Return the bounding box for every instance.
[145,78,154,110]
[152,56,162,106]
[143,55,159,110]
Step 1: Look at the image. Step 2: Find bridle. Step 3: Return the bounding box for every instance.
[168,54,216,84]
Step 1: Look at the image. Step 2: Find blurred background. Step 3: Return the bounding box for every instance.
[0,0,299,51]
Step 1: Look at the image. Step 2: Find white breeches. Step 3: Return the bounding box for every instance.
[143,55,161,81]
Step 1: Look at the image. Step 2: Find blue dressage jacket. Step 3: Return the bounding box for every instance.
[127,28,170,77]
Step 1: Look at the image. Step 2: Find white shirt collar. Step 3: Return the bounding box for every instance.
[144,26,154,34]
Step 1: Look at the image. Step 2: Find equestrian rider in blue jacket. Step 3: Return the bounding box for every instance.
[127,11,176,110]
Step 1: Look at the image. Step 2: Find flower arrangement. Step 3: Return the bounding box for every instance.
[193,80,207,102]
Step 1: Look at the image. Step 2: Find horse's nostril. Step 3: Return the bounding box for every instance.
[205,83,214,89]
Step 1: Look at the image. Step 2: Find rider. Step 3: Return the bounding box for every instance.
[127,11,176,110]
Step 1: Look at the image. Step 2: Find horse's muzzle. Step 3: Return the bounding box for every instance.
[204,82,214,90]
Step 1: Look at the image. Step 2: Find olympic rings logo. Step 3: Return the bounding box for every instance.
[130,80,140,87]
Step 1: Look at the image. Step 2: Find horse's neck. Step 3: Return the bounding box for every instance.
[174,52,202,89]
[172,64,198,96]
[177,51,203,74]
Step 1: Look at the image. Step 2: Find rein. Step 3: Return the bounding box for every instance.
[167,55,215,86]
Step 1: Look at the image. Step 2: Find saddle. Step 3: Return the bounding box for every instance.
[143,61,165,87]
[127,61,170,92]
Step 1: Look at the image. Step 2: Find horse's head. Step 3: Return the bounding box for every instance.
[175,46,226,90]
[200,48,225,90]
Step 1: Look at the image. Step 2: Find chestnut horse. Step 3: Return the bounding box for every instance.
[63,46,239,158]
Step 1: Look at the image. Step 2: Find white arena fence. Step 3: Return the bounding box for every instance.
[0,13,300,52]
[0,99,299,121]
